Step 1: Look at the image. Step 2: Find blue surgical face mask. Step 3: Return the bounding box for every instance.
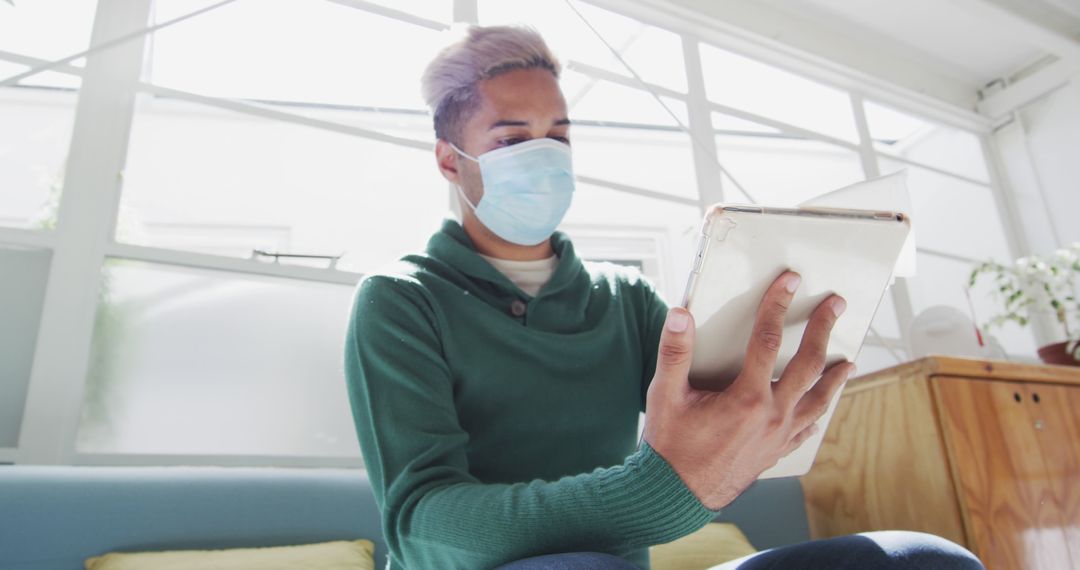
[449,137,575,246]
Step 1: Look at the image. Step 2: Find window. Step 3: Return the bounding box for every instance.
[4,0,1028,466]
[0,0,94,229]
[78,259,359,457]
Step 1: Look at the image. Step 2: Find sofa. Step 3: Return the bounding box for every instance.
[0,465,810,569]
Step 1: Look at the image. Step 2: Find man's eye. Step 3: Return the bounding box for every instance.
[550,136,570,144]
[499,137,527,146]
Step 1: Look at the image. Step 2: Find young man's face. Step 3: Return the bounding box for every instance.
[445,67,571,206]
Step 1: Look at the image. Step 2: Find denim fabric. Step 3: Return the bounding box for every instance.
[710,530,984,569]
[495,530,984,570]
[495,552,639,569]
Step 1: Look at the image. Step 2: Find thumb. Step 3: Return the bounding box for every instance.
[652,307,696,398]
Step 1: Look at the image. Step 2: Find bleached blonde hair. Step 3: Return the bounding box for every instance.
[420,25,561,145]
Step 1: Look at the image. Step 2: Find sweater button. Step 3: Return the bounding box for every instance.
[509,299,527,317]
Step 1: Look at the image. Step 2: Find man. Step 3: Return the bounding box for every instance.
[344,25,983,570]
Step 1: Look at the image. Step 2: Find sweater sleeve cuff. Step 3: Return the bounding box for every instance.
[596,440,720,545]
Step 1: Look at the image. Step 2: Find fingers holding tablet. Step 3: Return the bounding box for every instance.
[793,360,856,435]
[737,271,801,389]
[774,293,846,409]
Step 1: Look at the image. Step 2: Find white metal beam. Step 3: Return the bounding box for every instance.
[107,243,364,286]
[16,0,153,465]
[587,0,992,133]
[681,36,724,209]
[325,0,449,31]
[977,59,1079,118]
[0,227,56,249]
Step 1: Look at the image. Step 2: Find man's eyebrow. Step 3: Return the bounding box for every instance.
[489,119,529,130]
[488,118,572,130]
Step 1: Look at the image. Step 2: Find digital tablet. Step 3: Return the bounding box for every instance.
[680,204,911,478]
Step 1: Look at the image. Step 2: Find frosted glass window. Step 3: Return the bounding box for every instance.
[572,125,697,200]
[866,100,989,184]
[855,345,907,377]
[148,0,447,109]
[563,69,689,127]
[0,0,95,87]
[0,87,78,230]
[700,43,858,142]
[880,160,1012,262]
[909,253,1037,356]
[0,0,91,229]
[562,183,701,302]
[715,134,865,206]
[480,0,688,92]
[77,259,360,456]
[117,96,448,274]
[0,245,52,447]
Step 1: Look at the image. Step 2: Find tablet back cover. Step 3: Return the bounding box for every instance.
[682,206,910,477]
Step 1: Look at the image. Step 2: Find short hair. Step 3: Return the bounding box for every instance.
[421,25,561,145]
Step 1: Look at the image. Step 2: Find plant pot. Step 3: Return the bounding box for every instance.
[1037,341,1080,366]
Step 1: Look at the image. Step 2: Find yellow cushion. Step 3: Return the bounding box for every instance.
[84,539,375,570]
[650,523,758,570]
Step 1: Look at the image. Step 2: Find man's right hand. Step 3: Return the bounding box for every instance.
[642,271,856,511]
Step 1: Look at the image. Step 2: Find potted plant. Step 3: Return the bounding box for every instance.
[968,243,1080,366]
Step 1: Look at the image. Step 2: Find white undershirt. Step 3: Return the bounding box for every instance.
[478,253,559,297]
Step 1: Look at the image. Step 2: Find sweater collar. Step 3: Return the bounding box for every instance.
[425,217,583,299]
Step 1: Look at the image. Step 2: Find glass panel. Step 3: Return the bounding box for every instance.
[0,0,95,86]
[700,43,858,142]
[714,132,865,206]
[480,0,687,92]
[562,183,701,302]
[879,159,1011,262]
[563,69,689,127]
[0,0,91,229]
[0,245,53,447]
[866,100,989,183]
[854,344,906,377]
[117,96,447,274]
[0,86,77,230]
[870,289,902,339]
[572,124,697,200]
[354,0,451,24]
[910,253,1037,356]
[147,0,447,109]
[77,259,360,456]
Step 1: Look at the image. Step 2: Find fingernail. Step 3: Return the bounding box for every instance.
[847,364,858,380]
[667,310,689,332]
[785,273,801,293]
[831,297,847,318]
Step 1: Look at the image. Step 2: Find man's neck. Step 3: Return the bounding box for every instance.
[462,214,555,261]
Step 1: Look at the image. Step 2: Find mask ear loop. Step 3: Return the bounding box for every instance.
[447,141,480,212]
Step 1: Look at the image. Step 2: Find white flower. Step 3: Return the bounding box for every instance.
[1015,256,1032,269]
[1055,248,1076,264]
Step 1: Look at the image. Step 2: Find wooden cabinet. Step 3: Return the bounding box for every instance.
[800,356,1080,570]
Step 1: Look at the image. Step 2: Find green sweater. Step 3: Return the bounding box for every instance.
[344,218,717,569]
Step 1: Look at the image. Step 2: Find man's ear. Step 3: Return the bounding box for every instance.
[435,139,461,184]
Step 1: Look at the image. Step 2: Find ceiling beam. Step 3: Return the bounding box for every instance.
[946,0,1080,61]
[978,59,1079,118]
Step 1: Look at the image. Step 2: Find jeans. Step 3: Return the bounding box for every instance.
[494,531,985,569]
